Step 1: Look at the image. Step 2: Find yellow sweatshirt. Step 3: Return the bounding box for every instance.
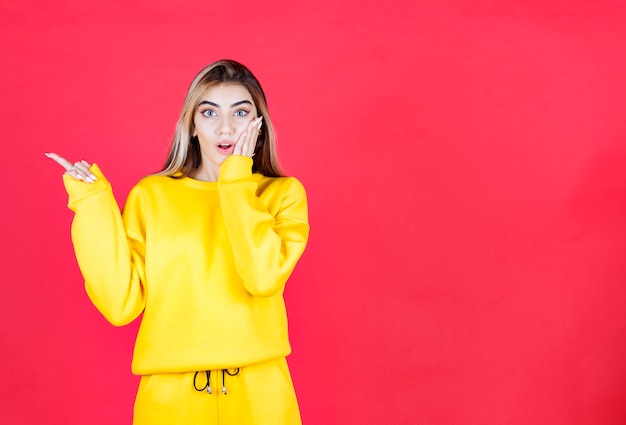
[63,155,309,375]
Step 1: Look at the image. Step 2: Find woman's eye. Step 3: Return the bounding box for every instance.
[235,109,249,117]
[201,110,216,117]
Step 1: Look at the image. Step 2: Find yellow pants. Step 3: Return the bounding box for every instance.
[133,358,302,424]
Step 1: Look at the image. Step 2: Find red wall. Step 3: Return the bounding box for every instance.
[2,0,626,423]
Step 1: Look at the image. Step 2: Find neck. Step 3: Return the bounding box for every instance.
[189,163,219,182]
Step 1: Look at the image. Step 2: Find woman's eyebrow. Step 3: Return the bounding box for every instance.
[199,100,253,108]
[231,100,253,107]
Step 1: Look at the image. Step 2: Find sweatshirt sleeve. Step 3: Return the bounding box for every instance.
[218,155,309,297]
[63,165,146,326]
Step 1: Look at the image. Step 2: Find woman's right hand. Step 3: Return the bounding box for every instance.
[45,152,98,183]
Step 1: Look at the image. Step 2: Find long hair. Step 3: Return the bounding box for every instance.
[158,60,284,177]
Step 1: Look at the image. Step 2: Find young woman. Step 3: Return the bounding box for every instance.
[47,60,309,424]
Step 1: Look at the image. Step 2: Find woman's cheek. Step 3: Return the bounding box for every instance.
[236,124,248,139]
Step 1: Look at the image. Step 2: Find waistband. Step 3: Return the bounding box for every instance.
[193,368,241,395]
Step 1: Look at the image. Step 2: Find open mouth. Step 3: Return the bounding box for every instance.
[216,142,235,154]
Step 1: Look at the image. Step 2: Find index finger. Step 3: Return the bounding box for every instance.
[45,152,73,171]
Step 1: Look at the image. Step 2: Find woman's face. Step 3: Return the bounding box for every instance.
[193,83,258,173]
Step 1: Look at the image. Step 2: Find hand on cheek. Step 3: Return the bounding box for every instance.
[233,116,263,158]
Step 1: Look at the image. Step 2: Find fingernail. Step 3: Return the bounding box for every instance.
[90,174,98,181]
[44,152,52,158]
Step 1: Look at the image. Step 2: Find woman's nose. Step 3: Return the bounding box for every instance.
[218,116,235,135]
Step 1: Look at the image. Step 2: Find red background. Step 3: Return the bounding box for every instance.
[2,0,626,423]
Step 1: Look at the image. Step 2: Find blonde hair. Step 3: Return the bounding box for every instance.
[158,60,284,177]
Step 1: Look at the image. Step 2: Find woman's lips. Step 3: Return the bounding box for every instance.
[216,141,235,155]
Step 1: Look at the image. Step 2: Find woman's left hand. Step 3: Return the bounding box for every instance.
[233,116,263,158]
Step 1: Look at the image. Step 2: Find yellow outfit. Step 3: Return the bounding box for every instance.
[134,358,300,424]
[63,155,309,424]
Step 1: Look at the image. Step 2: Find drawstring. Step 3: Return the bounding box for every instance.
[222,368,240,395]
[193,371,212,394]
[193,368,240,395]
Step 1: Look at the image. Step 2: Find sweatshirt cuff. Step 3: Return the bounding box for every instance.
[63,164,111,208]
[218,155,253,183]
